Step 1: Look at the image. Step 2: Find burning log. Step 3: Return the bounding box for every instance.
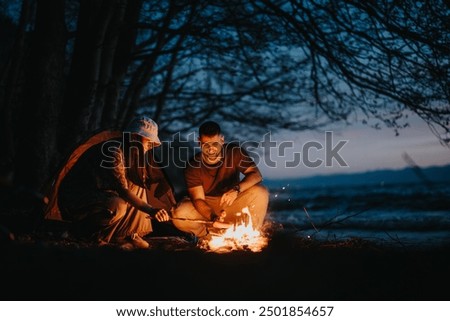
[147,206,268,252]
[207,206,268,253]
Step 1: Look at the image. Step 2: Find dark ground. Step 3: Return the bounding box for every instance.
[1,209,450,302]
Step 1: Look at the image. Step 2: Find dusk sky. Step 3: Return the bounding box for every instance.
[256,113,450,179]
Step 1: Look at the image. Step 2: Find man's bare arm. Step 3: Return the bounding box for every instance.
[188,185,216,220]
[219,166,263,207]
[238,166,263,192]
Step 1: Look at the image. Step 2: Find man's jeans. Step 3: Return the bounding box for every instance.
[172,184,269,237]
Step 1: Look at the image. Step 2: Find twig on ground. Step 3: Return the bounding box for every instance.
[303,207,319,233]
[384,231,406,248]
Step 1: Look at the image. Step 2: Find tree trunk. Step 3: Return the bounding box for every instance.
[89,0,128,131]
[101,0,143,129]
[59,0,116,153]
[0,0,33,185]
[14,0,66,192]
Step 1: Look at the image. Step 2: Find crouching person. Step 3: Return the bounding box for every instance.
[172,120,269,245]
[43,116,175,249]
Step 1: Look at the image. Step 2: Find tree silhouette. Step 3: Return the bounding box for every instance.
[0,0,448,193]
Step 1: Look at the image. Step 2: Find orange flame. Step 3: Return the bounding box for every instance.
[204,207,268,253]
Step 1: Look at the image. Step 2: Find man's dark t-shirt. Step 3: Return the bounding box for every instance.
[184,142,256,196]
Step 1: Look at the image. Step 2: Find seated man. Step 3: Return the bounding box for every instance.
[172,120,269,242]
[43,116,175,249]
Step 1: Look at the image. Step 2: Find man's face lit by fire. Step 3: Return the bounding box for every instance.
[199,134,224,164]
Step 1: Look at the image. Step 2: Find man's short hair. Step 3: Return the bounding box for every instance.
[199,121,221,137]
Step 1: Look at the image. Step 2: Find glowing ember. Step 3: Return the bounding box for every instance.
[202,207,269,253]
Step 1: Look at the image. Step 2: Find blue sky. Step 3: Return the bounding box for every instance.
[256,114,450,179]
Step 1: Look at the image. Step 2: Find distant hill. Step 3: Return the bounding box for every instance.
[264,164,450,188]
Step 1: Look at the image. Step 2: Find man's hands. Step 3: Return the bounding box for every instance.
[212,210,231,228]
[152,208,171,222]
[220,189,238,207]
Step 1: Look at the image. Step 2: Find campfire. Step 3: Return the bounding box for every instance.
[201,207,269,253]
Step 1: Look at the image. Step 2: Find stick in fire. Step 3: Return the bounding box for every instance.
[146,212,232,229]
